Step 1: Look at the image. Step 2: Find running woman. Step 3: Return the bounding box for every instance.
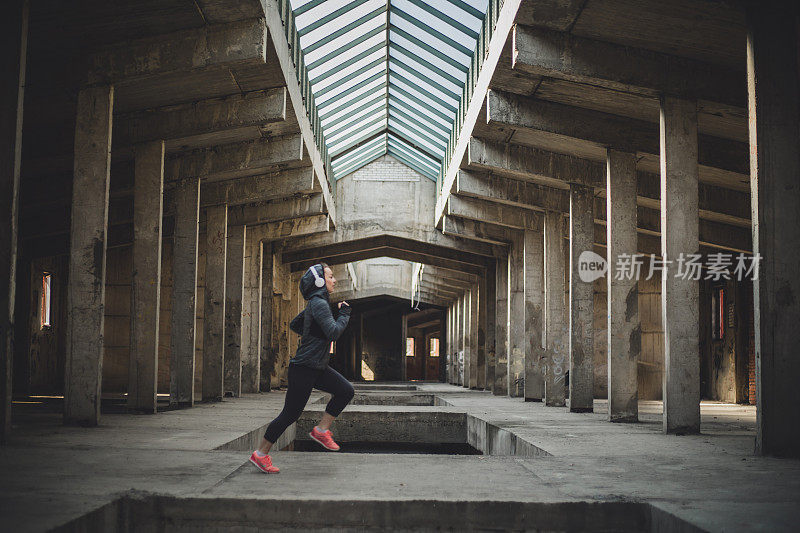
[250,263,354,473]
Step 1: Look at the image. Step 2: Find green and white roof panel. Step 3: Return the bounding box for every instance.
[290,0,488,181]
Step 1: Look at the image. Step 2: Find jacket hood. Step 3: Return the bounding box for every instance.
[300,264,329,301]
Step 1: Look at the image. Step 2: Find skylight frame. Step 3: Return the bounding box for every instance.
[288,0,488,181]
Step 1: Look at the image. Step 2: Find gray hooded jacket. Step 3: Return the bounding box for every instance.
[288,265,351,369]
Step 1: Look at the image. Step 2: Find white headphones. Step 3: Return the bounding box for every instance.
[309,264,325,288]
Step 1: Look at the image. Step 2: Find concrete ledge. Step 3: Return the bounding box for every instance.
[56,493,706,532]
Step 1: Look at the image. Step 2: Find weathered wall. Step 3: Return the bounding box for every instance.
[592,260,664,401]
[334,155,436,241]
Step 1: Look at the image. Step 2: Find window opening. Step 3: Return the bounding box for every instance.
[429,337,439,358]
[406,337,415,357]
[40,273,52,328]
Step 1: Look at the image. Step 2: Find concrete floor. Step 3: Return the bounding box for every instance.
[1,385,798,532]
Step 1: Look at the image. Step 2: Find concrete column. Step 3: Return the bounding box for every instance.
[460,296,465,387]
[606,149,640,422]
[485,263,496,393]
[445,305,451,383]
[128,141,164,413]
[202,205,227,401]
[223,224,245,397]
[469,284,479,388]
[0,0,27,443]
[64,85,114,426]
[523,229,545,401]
[508,231,525,397]
[660,97,700,434]
[259,242,273,391]
[241,233,262,393]
[494,254,509,395]
[450,303,457,385]
[569,183,595,412]
[544,211,567,407]
[447,305,453,384]
[169,178,200,406]
[747,2,800,456]
[477,274,487,389]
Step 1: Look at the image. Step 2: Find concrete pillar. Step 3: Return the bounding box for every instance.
[64,85,114,426]
[523,229,545,401]
[477,274,487,389]
[169,178,200,406]
[508,231,525,397]
[544,211,567,407]
[241,233,262,393]
[223,224,245,397]
[259,242,273,391]
[128,141,164,413]
[202,205,227,401]
[747,2,800,456]
[447,305,453,384]
[660,97,700,434]
[485,263,496,392]
[494,254,509,395]
[569,183,595,412]
[606,149,640,422]
[0,0,27,443]
[446,305,451,383]
[458,291,469,386]
[469,284,479,388]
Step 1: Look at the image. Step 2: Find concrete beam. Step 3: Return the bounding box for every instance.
[422,266,479,285]
[467,137,751,227]
[64,86,114,426]
[87,18,267,84]
[168,134,306,183]
[441,215,513,246]
[466,135,598,188]
[114,88,287,149]
[283,235,494,272]
[419,282,462,298]
[486,90,749,177]
[456,169,569,212]
[227,194,324,226]
[513,25,745,108]
[249,214,330,242]
[447,195,542,231]
[200,166,318,207]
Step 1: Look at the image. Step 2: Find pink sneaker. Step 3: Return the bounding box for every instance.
[249,451,280,473]
[309,427,340,451]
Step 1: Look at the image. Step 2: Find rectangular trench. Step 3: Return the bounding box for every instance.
[55,494,706,532]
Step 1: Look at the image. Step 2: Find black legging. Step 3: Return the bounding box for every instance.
[264,363,355,444]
